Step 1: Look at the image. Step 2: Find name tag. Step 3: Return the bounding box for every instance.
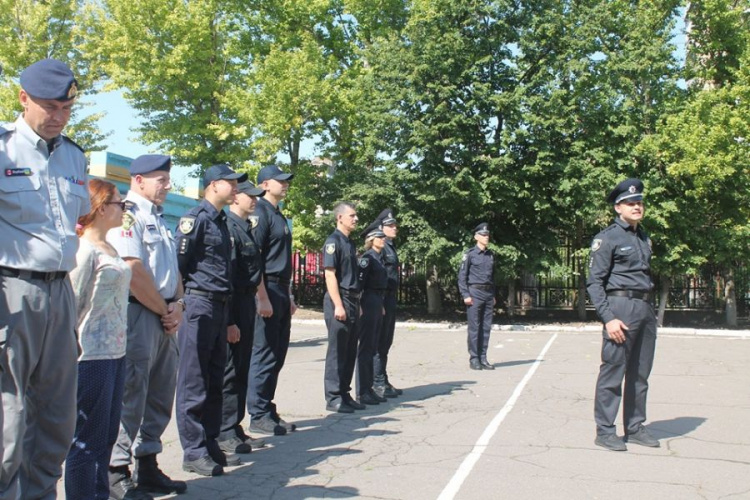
[5,168,31,177]
[146,224,157,232]
[620,246,632,251]
[64,175,85,186]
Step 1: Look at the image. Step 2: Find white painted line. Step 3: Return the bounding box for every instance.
[437,333,559,500]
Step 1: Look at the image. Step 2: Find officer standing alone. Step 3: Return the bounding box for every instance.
[175,165,247,476]
[587,178,660,452]
[457,223,496,371]
[0,58,89,499]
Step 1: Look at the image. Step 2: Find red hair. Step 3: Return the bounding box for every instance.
[76,179,119,236]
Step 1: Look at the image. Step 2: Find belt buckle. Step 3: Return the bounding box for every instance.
[44,272,57,283]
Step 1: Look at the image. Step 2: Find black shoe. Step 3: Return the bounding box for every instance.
[342,394,366,410]
[326,400,355,413]
[271,411,297,432]
[219,436,253,454]
[625,426,660,448]
[182,456,223,476]
[109,466,154,500]
[385,382,403,396]
[594,434,627,451]
[358,392,381,405]
[134,454,187,495]
[250,416,287,436]
[470,359,483,370]
[369,389,387,403]
[480,360,495,370]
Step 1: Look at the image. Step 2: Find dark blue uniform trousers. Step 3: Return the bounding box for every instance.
[323,293,359,404]
[356,291,384,397]
[176,295,228,461]
[220,293,256,440]
[466,286,494,362]
[247,281,291,421]
[595,296,657,436]
[373,290,397,387]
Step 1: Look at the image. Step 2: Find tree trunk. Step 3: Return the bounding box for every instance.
[657,276,670,327]
[506,280,516,318]
[725,269,737,327]
[576,220,587,321]
[426,264,442,315]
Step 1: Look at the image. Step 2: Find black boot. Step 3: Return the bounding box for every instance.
[135,454,188,495]
[108,466,153,500]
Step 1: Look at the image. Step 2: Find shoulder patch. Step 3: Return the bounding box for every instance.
[326,243,336,254]
[61,135,85,153]
[359,258,369,268]
[179,217,196,234]
[249,215,259,228]
[591,239,602,252]
[462,253,468,262]
[121,212,136,231]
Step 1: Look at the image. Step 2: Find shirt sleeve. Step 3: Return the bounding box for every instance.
[176,215,202,279]
[107,208,145,260]
[457,251,470,299]
[252,210,271,255]
[586,236,616,324]
[69,243,97,328]
[323,239,337,269]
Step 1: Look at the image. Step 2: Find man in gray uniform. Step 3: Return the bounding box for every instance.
[587,178,659,452]
[0,59,89,499]
[107,154,187,498]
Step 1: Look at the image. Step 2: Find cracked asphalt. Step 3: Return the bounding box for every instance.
[58,323,750,499]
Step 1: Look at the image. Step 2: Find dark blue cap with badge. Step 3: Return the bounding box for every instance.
[203,164,248,187]
[20,59,78,101]
[376,208,397,226]
[474,222,490,235]
[257,164,294,183]
[237,180,265,197]
[607,178,644,204]
[129,154,171,176]
[360,220,386,239]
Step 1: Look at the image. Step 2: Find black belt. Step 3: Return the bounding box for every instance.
[128,296,176,306]
[340,289,361,300]
[469,284,494,290]
[265,275,291,288]
[607,290,651,301]
[0,266,67,282]
[234,286,258,295]
[185,288,230,303]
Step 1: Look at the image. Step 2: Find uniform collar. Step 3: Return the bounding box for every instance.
[227,210,250,231]
[475,244,489,253]
[614,217,638,233]
[126,190,163,216]
[258,196,281,214]
[334,228,353,241]
[199,198,225,220]
[15,114,62,152]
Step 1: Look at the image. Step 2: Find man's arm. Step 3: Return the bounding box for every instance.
[126,258,170,316]
[324,268,346,321]
[457,252,472,305]
[586,237,627,343]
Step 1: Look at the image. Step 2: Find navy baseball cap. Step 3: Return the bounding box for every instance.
[474,222,490,235]
[237,181,265,197]
[203,164,247,187]
[20,59,78,101]
[377,208,397,225]
[257,165,294,183]
[129,154,171,176]
[607,178,644,204]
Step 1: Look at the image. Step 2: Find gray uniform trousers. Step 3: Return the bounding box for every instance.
[0,276,78,500]
[110,303,178,467]
[594,295,657,436]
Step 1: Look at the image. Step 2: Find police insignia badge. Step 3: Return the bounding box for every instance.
[249,215,259,228]
[628,185,637,194]
[326,243,335,254]
[359,258,369,268]
[462,254,468,261]
[591,239,602,252]
[284,225,289,235]
[67,82,78,99]
[121,213,136,231]
[179,217,195,234]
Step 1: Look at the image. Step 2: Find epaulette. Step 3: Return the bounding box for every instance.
[0,123,15,137]
[61,135,85,153]
[124,200,137,213]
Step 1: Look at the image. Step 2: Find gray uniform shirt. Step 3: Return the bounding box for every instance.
[107,190,180,299]
[0,115,89,272]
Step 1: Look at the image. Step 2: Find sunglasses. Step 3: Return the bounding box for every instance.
[107,201,127,210]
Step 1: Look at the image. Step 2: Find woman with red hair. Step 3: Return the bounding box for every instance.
[64,179,132,500]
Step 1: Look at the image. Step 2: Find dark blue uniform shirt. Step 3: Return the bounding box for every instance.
[176,199,232,293]
[358,249,388,291]
[323,229,360,291]
[227,211,263,290]
[251,197,292,280]
[457,246,495,299]
[382,240,400,291]
[586,218,653,324]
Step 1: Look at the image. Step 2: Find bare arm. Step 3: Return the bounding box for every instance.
[324,268,346,321]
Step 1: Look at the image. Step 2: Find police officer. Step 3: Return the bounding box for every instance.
[587,178,659,452]
[322,202,364,413]
[0,58,88,499]
[107,154,186,499]
[219,180,268,455]
[373,209,403,398]
[247,165,298,435]
[457,223,496,371]
[356,222,389,406]
[175,164,247,476]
